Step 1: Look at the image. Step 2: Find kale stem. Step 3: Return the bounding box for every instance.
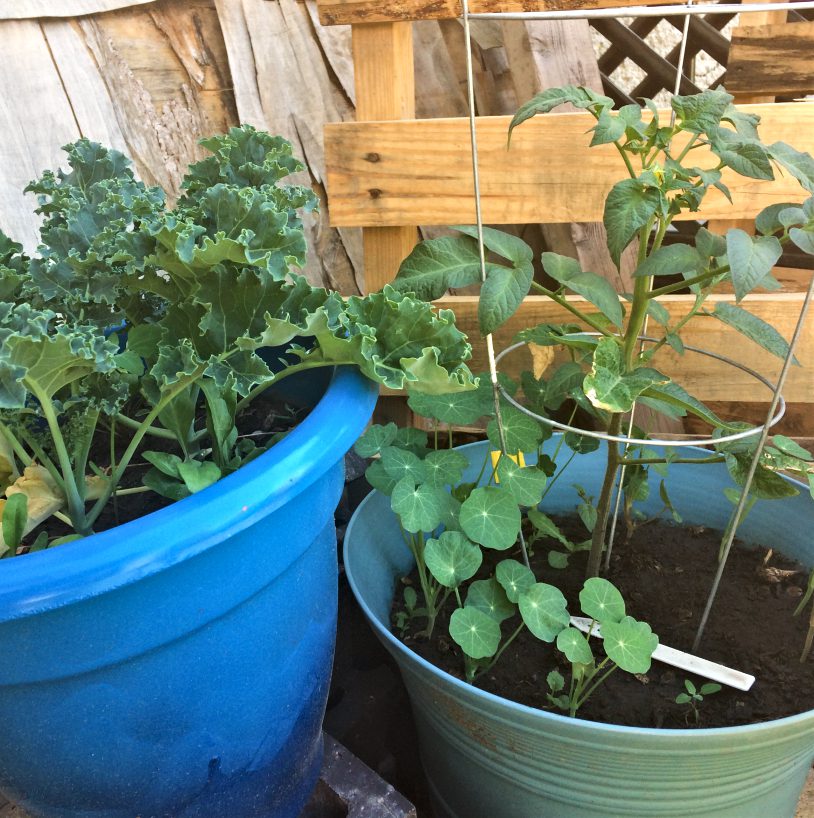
[114,413,178,440]
[110,418,119,526]
[73,408,100,492]
[35,390,88,534]
[0,422,31,467]
[530,283,615,336]
[113,485,151,497]
[13,426,64,490]
[85,364,209,529]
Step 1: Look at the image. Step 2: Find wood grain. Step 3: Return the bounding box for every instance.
[441,293,813,404]
[0,0,156,20]
[728,21,814,97]
[317,0,676,27]
[352,21,419,292]
[325,103,814,228]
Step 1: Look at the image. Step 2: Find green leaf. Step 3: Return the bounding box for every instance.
[590,107,626,146]
[487,405,543,453]
[548,551,570,569]
[547,669,565,693]
[509,86,613,139]
[495,558,536,603]
[725,453,799,500]
[700,683,722,696]
[543,361,584,410]
[725,229,783,302]
[634,244,703,278]
[710,131,774,181]
[695,227,726,260]
[142,468,189,501]
[672,89,732,133]
[365,460,397,495]
[176,460,221,494]
[143,450,183,479]
[640,381,733,429]
[449,607,501,659]
[496,457,547,506]
[392,236,482,301]
[556,627,594,664]
[541,252,624,327]
[391,477,446,532]
[584,338,668,413]
[408,378,493,425]
[454,226,534,268]
[602,616,658,674]
[381,446,428,484]
[772,435,812,461]
[564,432,601,454]
[755,202,802,236]
[354,423,397,458]
[424,449,468,487]
[459,486,521,550]
[580,577,625,624]
[478,262,534,335]
[2,493,28,551]
[711,302,797,363]
[790,225,814,256]
[466,577,515,623]
[603,179,662,267]
[528,508,571,547]
[518,583,570,642]
[424,531,482,588]
[768,142,814,193]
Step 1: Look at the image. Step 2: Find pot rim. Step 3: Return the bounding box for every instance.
[344,437,814,739]
[0,367,377,619]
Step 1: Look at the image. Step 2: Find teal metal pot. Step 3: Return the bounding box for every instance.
[344,439,814,818]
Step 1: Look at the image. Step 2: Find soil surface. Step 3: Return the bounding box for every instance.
[394,516,814,729]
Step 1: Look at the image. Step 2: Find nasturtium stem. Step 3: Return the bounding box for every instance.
[484,622,525,674]
[576,661,617,710]
[618,454,724,466]
[587,413,622,578]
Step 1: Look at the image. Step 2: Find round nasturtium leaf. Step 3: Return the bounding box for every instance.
[495,558,535,603]
[354,423,397,457]
[465,578,515,623]
[487,405,544,454]
[424,531,482,588]
[556,627,594,665]
[518,583,569,642]
[579,576,625,624]
[602,616,658,674]
[496,457,547,506]
[424,449,468,488]
[449,606,501,659]
[380,446,427,484]
[459,486,521,550]
[391,477,445,533]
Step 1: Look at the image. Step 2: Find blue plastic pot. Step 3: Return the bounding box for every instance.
[345,439,814,818]
[0,367,377,818]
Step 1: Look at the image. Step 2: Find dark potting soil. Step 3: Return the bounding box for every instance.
[394,516,814,730]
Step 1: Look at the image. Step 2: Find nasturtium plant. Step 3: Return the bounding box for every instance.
[0,127,476,555]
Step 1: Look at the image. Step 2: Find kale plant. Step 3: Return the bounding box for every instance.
[0,127,474,554]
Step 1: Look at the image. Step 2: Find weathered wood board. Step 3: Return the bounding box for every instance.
[443,293,813,404]
[317,0,676,27]
[728,21,814,97]
[325,102,814,228]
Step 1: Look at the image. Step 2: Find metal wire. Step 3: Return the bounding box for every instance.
[693,271,814,651]
[469,0,814,20]
[495,337,787,445]
[461,0,531,568]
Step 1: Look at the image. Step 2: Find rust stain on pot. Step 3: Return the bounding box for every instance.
[434,691,498,752]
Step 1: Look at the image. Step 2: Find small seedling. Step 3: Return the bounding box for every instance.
[676,679,722,724]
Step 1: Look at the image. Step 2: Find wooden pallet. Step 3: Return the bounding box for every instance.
[320,0,814,415]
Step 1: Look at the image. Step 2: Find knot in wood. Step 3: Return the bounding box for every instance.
[368,188,383,199]
[364,152,381,163]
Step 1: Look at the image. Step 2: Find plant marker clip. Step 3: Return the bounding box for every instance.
[569,616,755,692]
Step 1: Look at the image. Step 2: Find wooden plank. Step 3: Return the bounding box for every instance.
[352,21,419,292]
[325,103,814,228]
[0,19,81,249]
[317,0,677,27]
[440,293,813,403]
[0,0,156,20]
[728,21,814,97]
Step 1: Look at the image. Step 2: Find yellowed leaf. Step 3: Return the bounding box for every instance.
[529,343,556,380]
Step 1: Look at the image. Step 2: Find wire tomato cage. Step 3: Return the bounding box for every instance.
[457,0,814,650]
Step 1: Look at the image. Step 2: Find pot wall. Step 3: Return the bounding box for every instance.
[0,368,378,818]
[344,439,814,818]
